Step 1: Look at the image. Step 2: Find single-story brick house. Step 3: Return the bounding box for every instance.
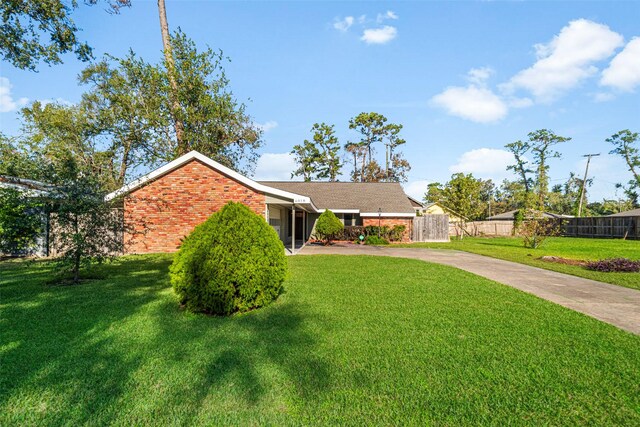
[106,151,417,253]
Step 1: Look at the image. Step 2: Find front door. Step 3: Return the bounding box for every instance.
[295,211,304,240]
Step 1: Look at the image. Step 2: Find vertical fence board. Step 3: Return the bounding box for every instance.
[412,215,450,242]
[563,216,639,240]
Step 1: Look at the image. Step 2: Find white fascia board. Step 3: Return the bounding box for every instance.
[105,151,315,208]
[360,212,416,218]
[316,208,360,214]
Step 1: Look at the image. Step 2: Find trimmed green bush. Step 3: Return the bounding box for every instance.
[315,209,343,244]
[365,235,389,245]
[169,202,286,315]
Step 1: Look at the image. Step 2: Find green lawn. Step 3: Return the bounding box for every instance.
[1,255,639,425]
[398,237,640,290]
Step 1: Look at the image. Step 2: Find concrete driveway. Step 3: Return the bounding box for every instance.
[299,243,640,335]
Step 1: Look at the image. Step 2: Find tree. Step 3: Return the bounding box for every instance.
[311,123,342,181]
[315,209,343,245]
[45,156,126,284]
[348,112,387,173]
[607,130,639,206]
[79,52,165,187]
[0,0,130,70]
[18,101,122,190]
[528,129,571,211]
[494,179,527,213]
[383,123,410,182]
[347,112,410,182]
[291,123,342,181]
[156,0,185,150]
[0,187,44,255]
[505,140,534,208]
[588,198,634,216]
[167,31,262,171]
[424,173,494,220]
[0,133,42,179]
[506,130,570,211]
[547,173,591,215]
[344,141,367,182]
[291,140,320,181]
[20,31,263,187]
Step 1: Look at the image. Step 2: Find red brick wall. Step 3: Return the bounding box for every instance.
[363,217,413,242]
[124,159,266,253]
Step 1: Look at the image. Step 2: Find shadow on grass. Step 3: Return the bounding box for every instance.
[0,255,329,424]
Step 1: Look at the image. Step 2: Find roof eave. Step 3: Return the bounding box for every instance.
[104,151,313,208]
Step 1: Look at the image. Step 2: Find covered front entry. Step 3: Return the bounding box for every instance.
[267,203,314,254]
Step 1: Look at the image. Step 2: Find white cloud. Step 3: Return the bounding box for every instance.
[592,92,615,102]
[254,153,296,181]
[361,26,397,45]
[431,85,508,123]
[257,120,278,133]
[506,97,534,108]
[333,16,354,32]
[600,37,640,92]
[403,180,431,201]
[0,77,28,113]
[466,67,494,85]
[377,10,398,23]
[503,19,624,102]
[449,148,514,178]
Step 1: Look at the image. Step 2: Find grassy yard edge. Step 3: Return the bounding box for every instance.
[394,237,640,290]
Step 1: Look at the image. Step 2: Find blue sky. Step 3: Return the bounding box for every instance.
[1,1,639,202]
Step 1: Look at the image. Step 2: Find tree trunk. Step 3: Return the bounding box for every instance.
[117,141,131,186]
[73,213,80,284]
[157,0,186,154]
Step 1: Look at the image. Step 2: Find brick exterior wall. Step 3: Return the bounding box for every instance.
[363,217,413,242]
[124,159,266,253]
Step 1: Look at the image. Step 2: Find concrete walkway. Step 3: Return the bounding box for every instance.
[299,244,640,335]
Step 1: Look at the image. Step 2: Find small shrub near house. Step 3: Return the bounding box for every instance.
[364,235,389,245]
[364,225,406,242]
[0,188,44,255]
[169,202,286,315]
[586,258,640,273]
[315,209,343,245]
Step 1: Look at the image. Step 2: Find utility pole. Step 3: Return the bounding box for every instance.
[577,153,600,217]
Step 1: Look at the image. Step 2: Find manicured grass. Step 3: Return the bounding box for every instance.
[1,255,639,425]
[398,237,640,290]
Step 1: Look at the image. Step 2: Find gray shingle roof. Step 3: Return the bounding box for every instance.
[258,181,415,214]
[608,208,640,217]
[487,209,573,220]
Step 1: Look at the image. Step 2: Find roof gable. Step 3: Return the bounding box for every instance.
[105,151,313,206]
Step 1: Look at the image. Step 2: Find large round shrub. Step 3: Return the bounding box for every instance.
[169,202,286,315]
[315,209,343,244]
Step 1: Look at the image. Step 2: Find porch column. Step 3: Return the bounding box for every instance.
[291,207,296,253]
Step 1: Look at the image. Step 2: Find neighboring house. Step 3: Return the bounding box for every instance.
[608,208,640,217]
[422,201,465,223]
[106,151,416,254]
[0,175,52,256]
[407,196,426,214]
[487,209,574,221]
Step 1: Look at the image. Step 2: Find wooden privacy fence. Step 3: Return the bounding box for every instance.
[564,216,639,240]
[452,220,514,237]
[413,215,449,242]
